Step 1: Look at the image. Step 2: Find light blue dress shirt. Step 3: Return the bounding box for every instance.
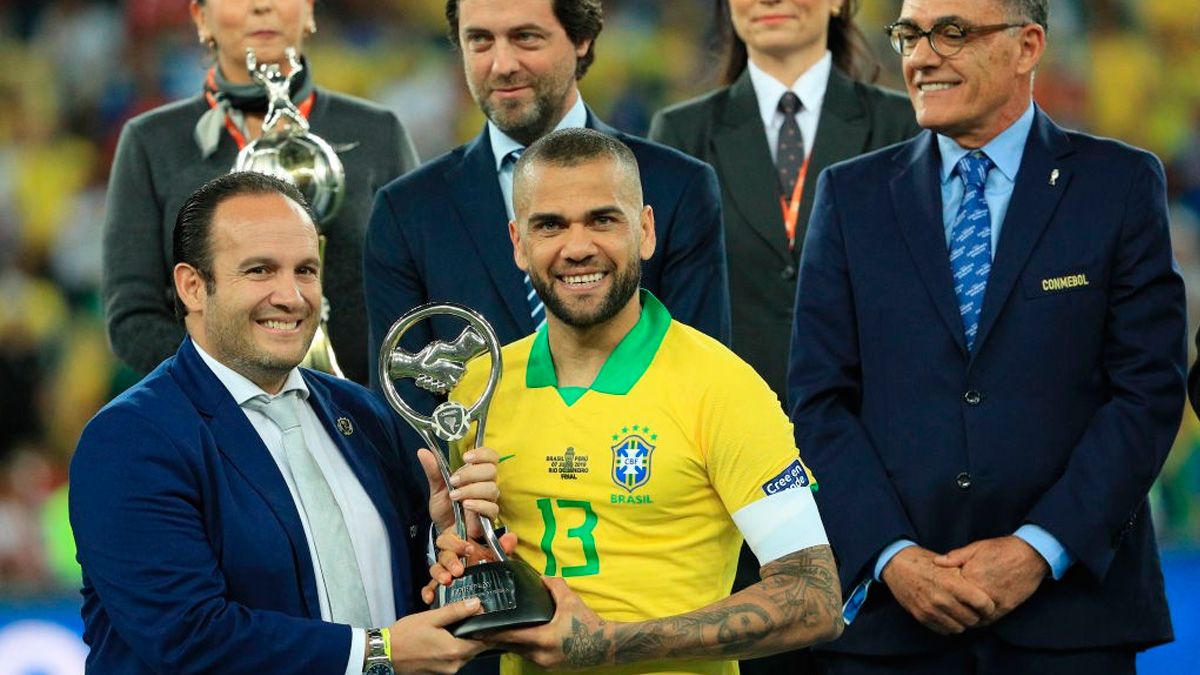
[853,103,1074,622]
[491,94,589,220]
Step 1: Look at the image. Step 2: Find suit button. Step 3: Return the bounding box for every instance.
[956,472,972,490]
[780,265,796,281]
[963,390,983,406]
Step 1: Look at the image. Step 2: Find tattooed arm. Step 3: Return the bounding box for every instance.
[486,544,842,670]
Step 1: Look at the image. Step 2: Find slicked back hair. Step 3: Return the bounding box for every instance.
[512,128,642,220]
[171,172,312,319]
[445,0,603,80]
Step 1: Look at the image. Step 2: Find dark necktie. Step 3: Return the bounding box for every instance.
[776,92,805,196]
[502,149,546,330]
[949,152,994,351]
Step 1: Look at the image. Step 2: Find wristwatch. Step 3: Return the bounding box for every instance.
[363,628,394,675]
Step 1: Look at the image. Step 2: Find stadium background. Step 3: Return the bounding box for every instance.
[0,0,1197,672]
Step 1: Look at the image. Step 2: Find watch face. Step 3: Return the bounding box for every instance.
[365,664,394,675]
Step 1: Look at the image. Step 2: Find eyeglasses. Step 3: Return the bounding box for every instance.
[885,21,1029,57]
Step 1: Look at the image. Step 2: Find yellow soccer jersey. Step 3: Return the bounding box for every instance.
[450,292,825,675]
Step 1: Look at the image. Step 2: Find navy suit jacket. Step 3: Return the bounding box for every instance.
[789,109,1185,655]
[364,111,731,396]
[70,338,430,674]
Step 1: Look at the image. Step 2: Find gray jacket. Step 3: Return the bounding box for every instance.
[102,88,418,384]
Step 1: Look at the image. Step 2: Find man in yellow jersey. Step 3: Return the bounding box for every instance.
[433,128,842,674]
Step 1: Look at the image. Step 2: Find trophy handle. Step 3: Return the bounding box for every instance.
[377,303,507,561]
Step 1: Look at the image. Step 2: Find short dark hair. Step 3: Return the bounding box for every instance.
[445,0,603,80]
[171,172,311,319]
[512,128,641,215]
[1000,0,1049,32]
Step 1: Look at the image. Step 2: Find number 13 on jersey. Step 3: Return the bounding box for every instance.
[536,498,600,577]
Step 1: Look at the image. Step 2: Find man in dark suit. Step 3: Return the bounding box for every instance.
[789,0,1185,672]
[70,173,502,674]
[364,0,730,397]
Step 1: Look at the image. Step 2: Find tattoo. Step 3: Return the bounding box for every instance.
[609,546,840,664]
[561,616,612,668]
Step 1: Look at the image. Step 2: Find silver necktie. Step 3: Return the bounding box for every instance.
[245,391,371,626]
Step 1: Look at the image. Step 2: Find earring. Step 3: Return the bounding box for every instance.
[306,19,317,36]
[199,33,216,48]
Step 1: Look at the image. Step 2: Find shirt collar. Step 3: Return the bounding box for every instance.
[937,101,1036,185]
[193,340,309,405]
[525,289,672,400]
[746,51,833,129]
[489,93,589,172]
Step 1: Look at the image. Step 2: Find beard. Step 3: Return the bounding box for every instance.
[473,70,574,147]
[204,297,316,386]
[529,261,642,330]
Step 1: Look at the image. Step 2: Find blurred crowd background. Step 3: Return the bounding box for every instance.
[0,0,1199,665]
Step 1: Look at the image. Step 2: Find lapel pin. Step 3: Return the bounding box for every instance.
[1049,169,1060,186]
[336,417,354,436]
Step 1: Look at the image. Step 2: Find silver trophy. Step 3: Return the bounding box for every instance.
[233,48,345,378]
[233,47,344,224]
[378,303,554,637]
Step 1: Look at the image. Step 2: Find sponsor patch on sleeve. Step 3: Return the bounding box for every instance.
[762,459,812,496]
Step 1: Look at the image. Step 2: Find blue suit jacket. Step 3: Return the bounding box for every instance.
[70,338,430,674]
[789,109,1185,655]
[364,111,731,396]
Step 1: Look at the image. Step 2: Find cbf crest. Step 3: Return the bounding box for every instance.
[610,425,656,493]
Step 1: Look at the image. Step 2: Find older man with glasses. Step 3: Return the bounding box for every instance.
[788,0,1184,673]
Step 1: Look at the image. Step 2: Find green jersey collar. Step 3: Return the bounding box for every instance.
[526,290,671,402]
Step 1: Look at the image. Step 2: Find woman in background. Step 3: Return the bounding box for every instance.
[102,0,418,384]
[649,2,919,672]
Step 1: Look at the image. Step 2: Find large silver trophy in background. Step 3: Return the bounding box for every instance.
[378,303,554,637]
[233,48,345,377]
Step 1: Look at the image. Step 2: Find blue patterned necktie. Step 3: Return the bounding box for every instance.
[949,152,993,351]
[502,149,546,331]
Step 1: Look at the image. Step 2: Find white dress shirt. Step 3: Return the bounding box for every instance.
[195,344,395,675]
[746,51,833,163]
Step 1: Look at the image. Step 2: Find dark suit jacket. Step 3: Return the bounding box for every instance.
[649,69,920,401]
[789,108,1184,655]
[364,110,731,398]
[69,338,430,674]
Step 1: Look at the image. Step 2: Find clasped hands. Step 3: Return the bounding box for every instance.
[881,536,1050,635]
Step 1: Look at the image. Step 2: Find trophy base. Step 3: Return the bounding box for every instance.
[437,558,556,638]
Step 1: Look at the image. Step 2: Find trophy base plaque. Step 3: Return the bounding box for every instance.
[441,558,556,638]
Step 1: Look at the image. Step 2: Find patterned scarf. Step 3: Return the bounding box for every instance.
[194,56,316,158]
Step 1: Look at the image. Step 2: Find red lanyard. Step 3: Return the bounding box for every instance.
[779,157,811,251]
[203,68,315,150]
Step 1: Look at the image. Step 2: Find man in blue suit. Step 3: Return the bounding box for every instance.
[364,0,730,395]
[789,0,1185,672]
[70,173,503,674]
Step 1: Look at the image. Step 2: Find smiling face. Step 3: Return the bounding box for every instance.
[510,157,655,331]
[176,192,321,393]
[728,0,837,65]
[898,0,1043,148]
[457,0,590,146]
[190,0,315,84]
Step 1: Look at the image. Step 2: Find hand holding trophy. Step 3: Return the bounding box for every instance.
[378,303,555,638]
